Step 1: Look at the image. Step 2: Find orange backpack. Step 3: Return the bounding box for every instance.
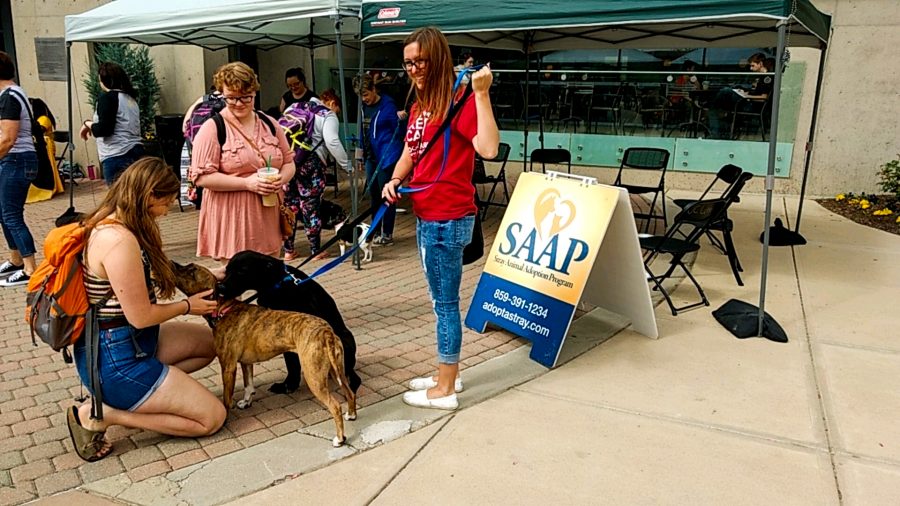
[25,221,110,358]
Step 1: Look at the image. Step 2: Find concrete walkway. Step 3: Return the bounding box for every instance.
[31,190,900,505]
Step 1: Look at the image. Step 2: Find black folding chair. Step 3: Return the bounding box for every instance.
[529,148,571,174]
[707,172,753,286]
[672,163,743,255]
[673,164,743,214]
[473,142,511,219]
[640,198,728,316]
[613,147,671,233]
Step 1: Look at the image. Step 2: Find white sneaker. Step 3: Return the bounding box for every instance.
[0,270,30,287]
[408,376,463,393]
[402,389,458,410]
[0,260,23,278]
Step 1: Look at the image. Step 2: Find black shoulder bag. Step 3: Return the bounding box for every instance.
[7,89,55,191]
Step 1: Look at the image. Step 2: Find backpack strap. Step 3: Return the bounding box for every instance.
[257,111,276,136]
[214,111,277,148]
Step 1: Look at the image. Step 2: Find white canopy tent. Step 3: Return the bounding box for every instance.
[65,0,361,49]
[63,0,364,218]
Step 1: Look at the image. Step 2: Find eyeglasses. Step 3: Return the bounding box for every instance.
[403,58,428,71]
[223,95,255,105]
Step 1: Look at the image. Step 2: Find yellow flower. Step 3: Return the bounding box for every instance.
[835,193,846,201]
[848,198,860,205]
[873,209,893,216]
[896,215,900,224]
[861,203,870,210]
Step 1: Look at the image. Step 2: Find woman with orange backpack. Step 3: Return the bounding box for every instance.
[66,158,224,462]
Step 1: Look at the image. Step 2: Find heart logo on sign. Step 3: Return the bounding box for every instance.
[533,188,577,240]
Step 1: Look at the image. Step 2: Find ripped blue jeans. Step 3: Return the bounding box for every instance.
[416,216,474,364]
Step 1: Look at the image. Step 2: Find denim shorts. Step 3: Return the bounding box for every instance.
[74,324,168,411]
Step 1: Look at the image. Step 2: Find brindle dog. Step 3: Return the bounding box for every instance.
[172,261,357,446]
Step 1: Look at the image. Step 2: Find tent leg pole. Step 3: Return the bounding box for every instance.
[522,33,532,172]
[309,19,316,91]
[333,17,358,267]
[354,41,367,271]
[537,53,544,148]
[758,21,787,337]
[794,46,827,234]
[66,42,75,211]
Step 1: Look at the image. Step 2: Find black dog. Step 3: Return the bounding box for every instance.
[219,250,362,394]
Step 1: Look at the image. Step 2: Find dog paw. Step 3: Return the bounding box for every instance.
[343,412,357,421]
[268,382,299,395]
[332,436,345,447]
[236,399,253,409]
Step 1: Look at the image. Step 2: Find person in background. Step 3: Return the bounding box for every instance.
[67,158,223,462]
[383,27,499,410]
[279,67,317,113]
[190,62,295,263]
[354,74,403,245]
[181,86,224,210]
[0,51,39,287]
[283,89,350,260]
[26,98,64,203]
[453,51,475,86]
[708,53,772,139]
[80,62,144,185]
[670,60,702,105]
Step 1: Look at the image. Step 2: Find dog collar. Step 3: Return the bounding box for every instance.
[206,300,236,328]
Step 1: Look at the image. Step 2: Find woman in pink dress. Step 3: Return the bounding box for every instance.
[190,62,295,261]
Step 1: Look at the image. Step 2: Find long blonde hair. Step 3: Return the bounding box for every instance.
[84,157,180,298]
[404,27,455,124]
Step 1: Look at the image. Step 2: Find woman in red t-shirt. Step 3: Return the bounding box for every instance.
[383,27,499,410]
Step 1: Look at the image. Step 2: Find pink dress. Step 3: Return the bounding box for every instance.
[190,108,294,259]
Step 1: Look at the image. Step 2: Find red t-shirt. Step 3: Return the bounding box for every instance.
[405,94,478,221]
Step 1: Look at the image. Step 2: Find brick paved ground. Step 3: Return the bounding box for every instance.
[0,169,532,504]
[0,164,654,504]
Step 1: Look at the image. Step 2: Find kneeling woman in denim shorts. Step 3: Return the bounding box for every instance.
[69,157,223,462]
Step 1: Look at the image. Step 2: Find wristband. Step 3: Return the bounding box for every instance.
[183,299,191,315]
[83,120,91,128]
[390,177,402,184]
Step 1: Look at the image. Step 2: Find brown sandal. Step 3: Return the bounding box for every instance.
[66,406,112,462]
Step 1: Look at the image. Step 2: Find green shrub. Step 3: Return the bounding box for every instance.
[83,43,160,136]
[878,154,900,200]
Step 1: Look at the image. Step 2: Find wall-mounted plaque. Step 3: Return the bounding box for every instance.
[34,38,66,81]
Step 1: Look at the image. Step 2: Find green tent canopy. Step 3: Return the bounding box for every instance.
[361,0,830,50]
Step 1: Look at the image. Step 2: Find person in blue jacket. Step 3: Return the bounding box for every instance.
[355,74,404,245]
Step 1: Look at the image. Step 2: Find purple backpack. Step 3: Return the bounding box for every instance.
[278,101,330,166]
[184,93,226,149]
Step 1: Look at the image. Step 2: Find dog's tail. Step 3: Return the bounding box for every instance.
[325,329,346,387]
